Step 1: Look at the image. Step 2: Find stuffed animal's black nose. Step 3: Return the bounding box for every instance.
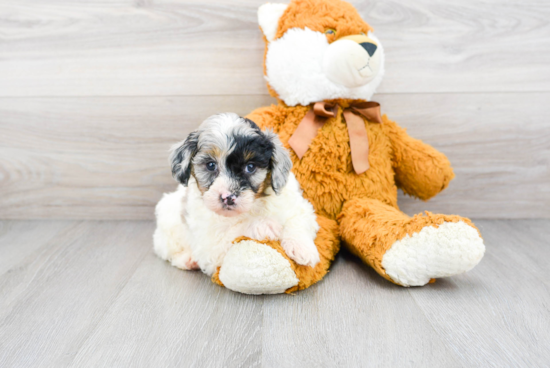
[360,42,377,57]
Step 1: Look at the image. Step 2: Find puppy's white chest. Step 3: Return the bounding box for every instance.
[184,200,249,274]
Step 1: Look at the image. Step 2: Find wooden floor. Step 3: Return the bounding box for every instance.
[0,220,548,367]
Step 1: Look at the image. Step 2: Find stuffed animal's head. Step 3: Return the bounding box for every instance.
[258,0,384,106]
[170,113,292,217]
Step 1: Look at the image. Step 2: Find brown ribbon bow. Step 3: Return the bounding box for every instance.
[288,101,383,174]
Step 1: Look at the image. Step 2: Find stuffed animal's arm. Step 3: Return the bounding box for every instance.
[383,117,455,201]
[246,104,289,133]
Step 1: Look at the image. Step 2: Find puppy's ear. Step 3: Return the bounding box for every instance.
[170,131,199,186]
[265,130,292,194]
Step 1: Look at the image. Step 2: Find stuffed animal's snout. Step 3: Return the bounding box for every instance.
[359,41,377,57]
[322,34,382,88]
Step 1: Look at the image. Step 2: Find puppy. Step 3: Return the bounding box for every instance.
[153,113,320,276]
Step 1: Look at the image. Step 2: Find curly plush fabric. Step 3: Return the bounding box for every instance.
[263,0,375,100]
[213,215,340,293]
[246,99,481,288]
[211,0,484,292]
[247,101,455,219]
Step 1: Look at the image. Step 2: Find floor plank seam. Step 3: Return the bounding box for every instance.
[0,221,88,320]
[257,296,265,368]
[406,288,466,366]
[67,240,152,366]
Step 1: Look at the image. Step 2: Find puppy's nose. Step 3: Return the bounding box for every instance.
[360,42,377,57]
[220,193,237,206]
[225,196,236,206]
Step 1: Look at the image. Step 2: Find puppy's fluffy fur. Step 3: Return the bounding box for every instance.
[154,113,320,276]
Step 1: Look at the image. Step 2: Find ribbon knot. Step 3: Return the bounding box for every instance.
[288,101,382,174]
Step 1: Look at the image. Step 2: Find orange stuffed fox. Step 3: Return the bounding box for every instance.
[211,0,485,294]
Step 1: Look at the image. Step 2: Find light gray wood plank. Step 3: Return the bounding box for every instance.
[407,219,550,367]
[0,221,153,368]
[70,253,262,368]
[0,0,548,97]
[0,220,75,274]
[378,93,550,218]
[261,254,463,368]
[1,93,548,220]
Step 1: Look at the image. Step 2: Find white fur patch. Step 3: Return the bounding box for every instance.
[154,172,319,281]
[265,28,385,106]
[202,175,255,217]
[258,3,288,42]
[323,39,382,88]
[281,236,320,267]
[219,240,299,295]
[153,186,193,269]
[244,217,283,241]
[381,221,486,287]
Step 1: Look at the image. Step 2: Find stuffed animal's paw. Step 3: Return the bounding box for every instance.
[381,221,485,286]
[282,237,320,267]
[244,218,283,241]
[218,239,299,295]
[170,251,199,270]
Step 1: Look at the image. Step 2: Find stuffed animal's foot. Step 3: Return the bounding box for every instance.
[381,221,485,286]
[340,199,485,287]
[218,239,299,295]
[214,216,340,295]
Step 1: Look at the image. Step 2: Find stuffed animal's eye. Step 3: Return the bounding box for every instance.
[325,29,336,35]
[245,163,256,174]
[206,162,217,171]
[360,32,366,36]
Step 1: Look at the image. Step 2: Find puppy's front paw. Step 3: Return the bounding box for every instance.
[170,251,199,270]
[282,237,320,267]
[244,218,283,241]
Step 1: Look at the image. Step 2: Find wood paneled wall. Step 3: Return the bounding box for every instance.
[0,0,549,219]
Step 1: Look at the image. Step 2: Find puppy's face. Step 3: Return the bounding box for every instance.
[171,113,292,217]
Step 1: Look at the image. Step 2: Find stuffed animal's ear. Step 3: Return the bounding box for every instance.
[258,3,288,42]
[265,130,292,194]
[170,131,199,186]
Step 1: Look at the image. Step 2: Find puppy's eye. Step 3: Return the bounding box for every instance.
[325,29,336,35]
[206,162,217,171]
[245,163,256,174]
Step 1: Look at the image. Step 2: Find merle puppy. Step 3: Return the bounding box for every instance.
[153,113,320,279]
